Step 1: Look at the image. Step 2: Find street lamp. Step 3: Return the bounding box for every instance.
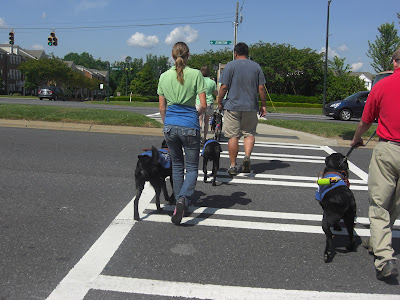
[322,0,332,114]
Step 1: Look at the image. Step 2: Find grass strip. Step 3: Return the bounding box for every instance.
[260,119,378,141]
[0,104,162,128]
[88,101,159,107]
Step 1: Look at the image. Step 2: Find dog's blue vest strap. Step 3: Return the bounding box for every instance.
[138,149,171,169]
[315,174,348,201]
[201,139,218,156]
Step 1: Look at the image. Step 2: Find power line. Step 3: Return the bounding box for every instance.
[1,20,232,31]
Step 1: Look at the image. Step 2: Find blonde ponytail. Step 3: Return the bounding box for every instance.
[172,42,189,85]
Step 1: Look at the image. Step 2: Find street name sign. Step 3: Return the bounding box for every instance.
[210,40,232,45]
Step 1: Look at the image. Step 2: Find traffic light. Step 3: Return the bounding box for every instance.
[48,31,58,46]
[9,31,14,45]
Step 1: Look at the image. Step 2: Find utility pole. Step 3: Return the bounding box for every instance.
[323,0,332,114]
[107,62,110,102]
[233,2,239,59]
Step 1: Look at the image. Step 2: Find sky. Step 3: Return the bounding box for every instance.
[1,0,399,74]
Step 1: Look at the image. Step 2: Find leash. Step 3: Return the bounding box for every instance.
[340,130,376,166]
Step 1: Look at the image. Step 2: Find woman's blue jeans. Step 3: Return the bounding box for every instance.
[163,125,200,207]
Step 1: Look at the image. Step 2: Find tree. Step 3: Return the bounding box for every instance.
[326,73,366,103]
[189,48,232,79]
[367,22,400,73]
[63,52,109,70]
[329,55,350,77]
[145,54,170,78]
[19,57,73,89]
[249,42,324,96]
[130,64,158,96]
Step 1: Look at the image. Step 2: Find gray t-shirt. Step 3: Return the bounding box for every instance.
[219,59,266,111]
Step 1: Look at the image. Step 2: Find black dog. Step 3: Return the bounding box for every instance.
[134,141,174,221]
[201,139,222,186]
[210,111,223,141]
[316,152,357,263]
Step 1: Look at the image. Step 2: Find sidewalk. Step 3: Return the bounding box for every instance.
[0,119,377,149]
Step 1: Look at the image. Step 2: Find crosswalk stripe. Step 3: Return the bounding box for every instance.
[142,211,400,238]
[91,275,400,300]
[145,203,400,227]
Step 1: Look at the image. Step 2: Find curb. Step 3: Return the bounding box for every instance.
[0,119,164,136]
[0,118,377,149]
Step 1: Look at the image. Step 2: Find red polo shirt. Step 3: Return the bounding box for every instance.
[362,68,400,142]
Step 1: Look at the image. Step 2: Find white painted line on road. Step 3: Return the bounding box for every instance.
[91,275,400,300]
[220,153,324,164]
[146,113,161,117]
[244,151,326,160]
[220,141,323,150]
[198,175,368,190]
[142,213,400,238]
[201,171,367,185]
[145,203,400,227]
[46,183,155,300]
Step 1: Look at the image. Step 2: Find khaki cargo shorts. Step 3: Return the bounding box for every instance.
[223,110,258,139]
[196,103,214,116]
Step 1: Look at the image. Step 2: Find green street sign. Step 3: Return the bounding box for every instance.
[111,67,122,71]
[210,40,232,45]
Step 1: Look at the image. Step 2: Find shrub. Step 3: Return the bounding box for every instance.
[267,94,321,104]
[268,101,322,108]
[105,95,158,102]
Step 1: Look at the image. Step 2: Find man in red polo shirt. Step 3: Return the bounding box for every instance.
[351,47,400,281]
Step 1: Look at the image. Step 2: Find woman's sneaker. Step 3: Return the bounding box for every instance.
[171,198,185,225]
[242,156,251,173]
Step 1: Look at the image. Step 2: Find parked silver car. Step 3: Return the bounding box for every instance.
[38,86,64,101]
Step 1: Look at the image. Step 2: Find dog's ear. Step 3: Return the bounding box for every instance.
[150,146,160,164]
[161,140,168,149]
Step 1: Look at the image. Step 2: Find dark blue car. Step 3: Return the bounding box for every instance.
[324,91,370,121]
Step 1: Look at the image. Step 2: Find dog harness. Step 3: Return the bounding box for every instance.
[316,172,350,202]
[138,148,171,169]
[201,139,218,156]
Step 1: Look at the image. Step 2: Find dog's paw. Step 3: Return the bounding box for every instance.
[157,207,164,213]
[212,180,216,186]
[134,214,140,221]
[346,240,357,251]
[324,251,333,263]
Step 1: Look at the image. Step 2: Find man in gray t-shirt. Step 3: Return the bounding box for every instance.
[217,42,267,176]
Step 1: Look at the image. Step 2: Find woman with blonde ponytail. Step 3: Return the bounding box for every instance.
[158,42,207,225]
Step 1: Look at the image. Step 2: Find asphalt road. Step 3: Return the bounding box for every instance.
[0,126,398,299]
[0,97,361,123]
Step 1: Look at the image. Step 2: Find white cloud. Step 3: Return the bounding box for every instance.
[32,44,44,50]
[351,62,364,71]
[165,25,199,45]
[75,0,108,13]
[319,46,339,59]
[0,17,7,28]
[127,32,159,48]
[337,44,348,52]
[41,12,47,19]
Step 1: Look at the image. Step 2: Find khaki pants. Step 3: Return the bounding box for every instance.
[368,141,400,270]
